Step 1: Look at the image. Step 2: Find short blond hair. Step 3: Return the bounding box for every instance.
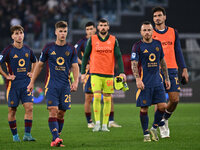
[55,21,68,29]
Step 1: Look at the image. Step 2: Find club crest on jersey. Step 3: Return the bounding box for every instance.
[143,49,148,53]
[65,51,70,56]
[50,51,56,55]
[25,53,29,58]
[13,54,18,58]
[156,47,159,52]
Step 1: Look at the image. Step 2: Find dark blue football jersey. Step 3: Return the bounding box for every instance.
[131,39,164,87]
[39,42,78,88]
[0,44,37,89]
[74,37,88,54]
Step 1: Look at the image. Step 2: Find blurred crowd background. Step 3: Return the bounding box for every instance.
[0,0,199,83]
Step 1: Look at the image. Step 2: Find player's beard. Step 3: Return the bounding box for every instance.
[155,20,163,26]
[100,29,107,35]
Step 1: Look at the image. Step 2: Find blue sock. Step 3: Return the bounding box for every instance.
[159,120,165,126]
[57,119,64,134]
[164,111,172,120]
[153,110,165,129]
[85,112,92,123]
[25,119,32,134]
[109,112,114,121]
[140,111,149,135]
[9,120,17,135]
[48,117,59,141]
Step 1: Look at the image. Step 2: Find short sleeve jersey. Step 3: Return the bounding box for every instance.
[74,37,88,54]
[131,39,164,87]
[0,44,37,88]
[39,42,78,88]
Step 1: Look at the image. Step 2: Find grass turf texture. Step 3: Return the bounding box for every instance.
[0,103,199,150]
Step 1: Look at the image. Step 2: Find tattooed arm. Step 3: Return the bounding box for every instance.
[160,58,171,90]
[131,60,144,90]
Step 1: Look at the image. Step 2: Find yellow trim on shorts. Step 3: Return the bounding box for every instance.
[136,89,141,101]
[6,81,11,102]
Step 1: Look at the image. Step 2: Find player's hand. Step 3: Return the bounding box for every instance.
[71,81,78,92]
[27,82,34,92]
[165,79,171,90]
[6,74,16,81]
[27,72,33,78]
[119,73,127,82]
[182,68,189,84]
[81,74,86,83]
[136,78,144,90]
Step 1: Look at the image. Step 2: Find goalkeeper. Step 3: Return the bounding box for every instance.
[81,18,126,132]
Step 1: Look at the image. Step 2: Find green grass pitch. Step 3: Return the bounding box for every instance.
[0,103,200,150]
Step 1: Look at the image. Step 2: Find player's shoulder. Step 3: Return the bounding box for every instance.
[23,44,33,52]
[42,42,55,52]
[133,40,142,47]
[2,44,13,53]
[75,37,87,47]
[66,42,76,51]
[153,39,162,45]
[132,40,142,51]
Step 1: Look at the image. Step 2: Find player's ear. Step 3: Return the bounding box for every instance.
[11,34,14,40]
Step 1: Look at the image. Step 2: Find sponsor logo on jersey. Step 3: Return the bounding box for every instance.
[149,53,156,62]
[96,47,112,53]
[143,49,148,53]
[161,41,173,46]
[18,59,25,67]
[13,54,18,58]
[56,57,65,65]
[50,51,56,55]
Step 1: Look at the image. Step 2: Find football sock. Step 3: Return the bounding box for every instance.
[25,119,32,134]
[164,109,172,120]
[140,111,149,135]
[153,110,165,129]
[103,96,111,125]
[9,120,17,135]
[93,93,101,122]
[109,111,114,121]
[85,112,92,123]
[48,117,59,141]
[57,118,64,134]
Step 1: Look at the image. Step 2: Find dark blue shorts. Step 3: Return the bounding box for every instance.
[136,84,166,107]
[45,86,71,110]
[7,87,33,107]
[83,74,92,93]
[162,69,180,92]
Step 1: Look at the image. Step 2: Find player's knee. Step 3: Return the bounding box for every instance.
[49,108,58,117]
[140,107,148,112]
[9,108,16,117]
